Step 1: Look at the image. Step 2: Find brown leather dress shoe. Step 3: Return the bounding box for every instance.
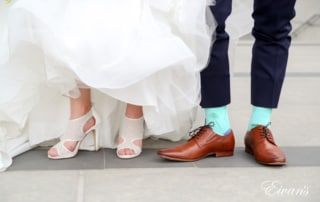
[157,125,235,161]
[244,125,286,165]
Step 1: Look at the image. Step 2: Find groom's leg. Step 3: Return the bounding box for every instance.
[201,0,233,136]
[157,0,236,162]
[251,0,296,108]
[200,0,232,108]
[245,0,296,165]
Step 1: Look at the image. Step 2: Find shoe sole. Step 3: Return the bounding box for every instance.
[158,151,234,162]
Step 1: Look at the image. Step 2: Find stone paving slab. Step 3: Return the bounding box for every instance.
[7,147,320,171]
[1,167,319,202]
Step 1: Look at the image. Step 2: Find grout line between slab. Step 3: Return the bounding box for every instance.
[192,162,197,168]
[76,170,85,202]
[103,149,106,169]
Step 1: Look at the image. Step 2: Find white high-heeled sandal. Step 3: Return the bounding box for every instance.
[48,108,100,159]
[116,117,144,159]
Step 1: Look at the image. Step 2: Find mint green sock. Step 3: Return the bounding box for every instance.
[205,106,231,136]
[248,106,272,131]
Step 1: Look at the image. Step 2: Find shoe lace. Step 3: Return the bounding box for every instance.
[188,122,214,139]
[259,122,275,144]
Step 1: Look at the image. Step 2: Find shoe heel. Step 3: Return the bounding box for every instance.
[92,130,99,151]
[79,108,100,152]
[80,130,100,151]
[245,146,253,155]
[215,150,234,157]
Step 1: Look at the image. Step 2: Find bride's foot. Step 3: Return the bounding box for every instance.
[117,116,144,159]
[48,108,100,159]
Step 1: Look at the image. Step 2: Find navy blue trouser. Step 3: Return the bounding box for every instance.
[200,0,296,108]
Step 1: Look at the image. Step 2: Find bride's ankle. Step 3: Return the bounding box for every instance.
[83,117,96,133]
[70,105,92,119]
[121,116,144,135]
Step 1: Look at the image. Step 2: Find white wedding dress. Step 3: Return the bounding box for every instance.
[0,0,253,171]
[0,0,218,171]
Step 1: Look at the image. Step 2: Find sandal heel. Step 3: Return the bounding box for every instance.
[92,130,99,151]
[80,129,100,151]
